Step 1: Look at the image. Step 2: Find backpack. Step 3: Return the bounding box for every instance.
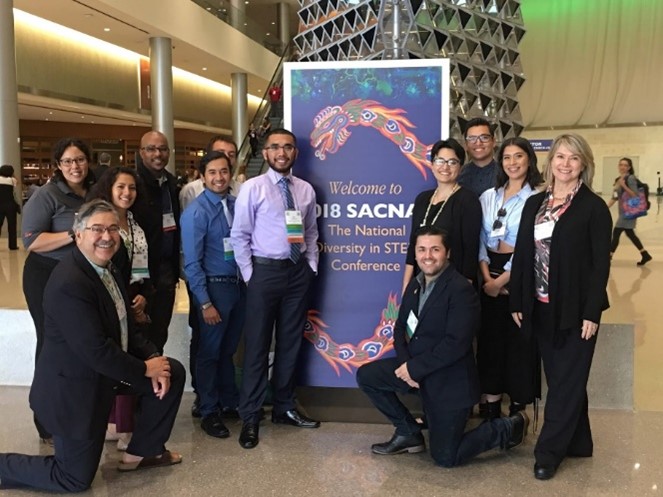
[634,177,651,211]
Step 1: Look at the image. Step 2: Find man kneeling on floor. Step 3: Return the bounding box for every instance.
[356,226,528,467]
[0,200,184,492]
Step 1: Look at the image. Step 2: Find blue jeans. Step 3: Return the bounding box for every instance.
[357,358,513,467]
[196,279,246,417]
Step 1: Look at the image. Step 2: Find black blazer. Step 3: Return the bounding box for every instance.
[30,248,158,440]
[394,265,481,410]
[510,184,612,339]
[406,187,481,281]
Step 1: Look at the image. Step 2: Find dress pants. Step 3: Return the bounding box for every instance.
[239,259,314,423]
[0,204,18,250]
[477,292,537,403]
[186,282,201,393]
[196,279,246,417]
[0,359,185,492]
[533,301,596,466]
[357,357,513,467]
[22,252,59,439]
[146,261,177,353]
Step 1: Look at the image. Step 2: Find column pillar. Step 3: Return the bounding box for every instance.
[231,73,248,153]
[277,2,291,52]
[229,0,246,32]
[0,2,21,193]
[149,37,175,175]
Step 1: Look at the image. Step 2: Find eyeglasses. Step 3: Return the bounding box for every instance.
[59,156,88,167]
[492,208,507,230]
[141,146,170,154]
[465,134,493,144]
[84,224,121,235]
[432,157,460,167]
[264,144,296,152]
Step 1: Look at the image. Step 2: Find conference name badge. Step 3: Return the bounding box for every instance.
[162,212,177,232]
[285,209,304,243]
[406,310,418,338]
[490,225,506,238]
[223,237,235,261]
[131,252,149,279]
[534,220,555,240]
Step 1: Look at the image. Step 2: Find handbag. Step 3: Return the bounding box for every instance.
[621,188,648,219]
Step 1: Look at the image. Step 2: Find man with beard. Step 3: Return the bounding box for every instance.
[231,129,320,449]
[132,131,180,353]
[458,117,498,197]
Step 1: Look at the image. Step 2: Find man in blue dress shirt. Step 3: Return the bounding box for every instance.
[231,128,320,449]
[181,150,246,439]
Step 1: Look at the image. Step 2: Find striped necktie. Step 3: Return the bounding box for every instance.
[279,177,301,263]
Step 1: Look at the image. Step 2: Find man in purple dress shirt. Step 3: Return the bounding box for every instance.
[231,128,320,449]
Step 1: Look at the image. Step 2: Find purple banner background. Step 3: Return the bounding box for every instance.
[284,61,448,387]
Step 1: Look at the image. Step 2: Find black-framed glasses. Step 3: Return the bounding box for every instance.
[465,134,492,144]
[264,144,296,152]
[492,208,507,230]
[141,146,169,154]
[84,224,121,235]
[432,157,460,167]
[59,156,88,167]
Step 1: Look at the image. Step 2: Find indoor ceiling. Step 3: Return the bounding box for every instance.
[13,0,299,128]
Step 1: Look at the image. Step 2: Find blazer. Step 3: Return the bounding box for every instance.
[30,248,158,440]
[510,184,612,340]
[394,265,481,410]
[406,187,481,281]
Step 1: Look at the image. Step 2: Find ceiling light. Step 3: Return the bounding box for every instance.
[104,28,110,32]
[202,67,207,71]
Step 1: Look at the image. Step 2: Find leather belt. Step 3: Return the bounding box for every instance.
[252,256,303,267]
[207,275,239,283]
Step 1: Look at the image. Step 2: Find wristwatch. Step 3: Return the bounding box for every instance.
[201,302,213,311]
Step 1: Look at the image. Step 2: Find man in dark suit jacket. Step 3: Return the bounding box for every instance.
[0,200,184,492]
[357,226,528,467]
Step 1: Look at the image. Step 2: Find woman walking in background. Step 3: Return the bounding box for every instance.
[607,157,652,266]
[0,165,21,250]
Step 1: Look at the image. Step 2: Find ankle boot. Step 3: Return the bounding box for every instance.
[637,251,652,266]
[485,400,502,420]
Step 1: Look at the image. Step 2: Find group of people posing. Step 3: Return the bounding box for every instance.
[0,116,639,490]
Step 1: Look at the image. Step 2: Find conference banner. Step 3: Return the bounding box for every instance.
[283,60,450,387]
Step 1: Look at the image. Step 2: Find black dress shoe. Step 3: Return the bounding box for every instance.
[371,433,425,455]
[506,411,529,449]
[534,462,558,480]
[239,422,260,449]
[271,409,320,428]
[201,413,230,438]
[220,407,241,419]
[191,397,201,418]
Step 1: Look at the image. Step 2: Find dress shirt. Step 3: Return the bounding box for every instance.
[478,183,535,272]
[231,167,319,282]
[88,259,128,352]
[181,188,238,306]
[458,160,497,197]
[179,178,204,211]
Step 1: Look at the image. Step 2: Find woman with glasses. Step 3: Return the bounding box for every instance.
[510,133,611,480]
[88,167,153,451]
[402,138,481,292]
[476,137,543,420]
[21,137,95,444]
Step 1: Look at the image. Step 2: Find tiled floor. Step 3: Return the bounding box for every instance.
[0,197,661,495]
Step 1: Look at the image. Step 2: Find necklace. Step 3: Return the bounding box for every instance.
[420,184,459,227]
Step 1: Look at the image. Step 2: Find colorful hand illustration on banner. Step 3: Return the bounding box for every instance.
[304,293,399,376]
[310,99,431,179]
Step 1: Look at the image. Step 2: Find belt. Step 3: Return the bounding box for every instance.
[207,275,239,283]
[252,256,303,267]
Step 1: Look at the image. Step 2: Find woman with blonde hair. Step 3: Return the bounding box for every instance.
[510,133,611,480]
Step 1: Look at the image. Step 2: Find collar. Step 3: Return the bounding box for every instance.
[202,187,232,205]
[415,262,448,291]
[267,167,293,185]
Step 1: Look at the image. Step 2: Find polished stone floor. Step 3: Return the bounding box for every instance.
[1,388,662,497]
[1,198,662,495]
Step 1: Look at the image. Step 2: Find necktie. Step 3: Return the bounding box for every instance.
[279,177,301,263]
[221,196,233,227]
[100,268,128,352]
